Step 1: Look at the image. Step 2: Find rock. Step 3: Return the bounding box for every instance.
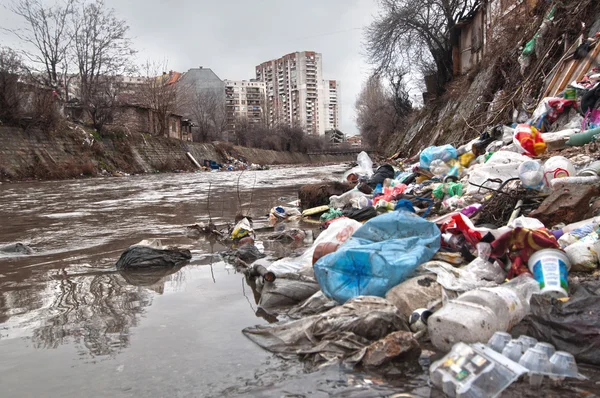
[298,182,353,210]
[0,243,34,255]
[529,184,599,227]
[360,331,421,367]
[233,243,265,264]
[115,245,192,269]
[385,274,443,322]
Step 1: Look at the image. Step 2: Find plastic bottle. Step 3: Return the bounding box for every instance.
[428,274,540,351]
[543,156,576,187]
[518,160,544,189]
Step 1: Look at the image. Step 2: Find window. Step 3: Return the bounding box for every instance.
[171,120,177,132]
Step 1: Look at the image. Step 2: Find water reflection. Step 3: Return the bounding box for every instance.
[29,266,185,357]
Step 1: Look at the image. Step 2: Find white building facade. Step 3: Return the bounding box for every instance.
[256,51,339,136]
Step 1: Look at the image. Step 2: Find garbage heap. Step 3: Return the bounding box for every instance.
[235,35,600,397]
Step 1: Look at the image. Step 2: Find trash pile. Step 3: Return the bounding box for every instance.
[204,151,268,172]
[232,35,600,393]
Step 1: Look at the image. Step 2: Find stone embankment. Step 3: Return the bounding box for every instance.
[0,126,360,181]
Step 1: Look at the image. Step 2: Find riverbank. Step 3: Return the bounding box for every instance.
[0,126,360,182]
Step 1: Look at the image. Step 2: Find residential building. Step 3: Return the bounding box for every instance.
[325,128,345,144]
[223,79,266,131]
[105,104,192,141]
[452,0,541,75]
[347,135,362,147]
[322,80,340,132]
[257,51,336,136]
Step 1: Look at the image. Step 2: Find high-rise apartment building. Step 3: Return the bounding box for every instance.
[257,51,336,135]
[224,80,266,131]
[322,80,340,132]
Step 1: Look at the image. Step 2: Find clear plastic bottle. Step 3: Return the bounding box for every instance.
[428,274,540,351]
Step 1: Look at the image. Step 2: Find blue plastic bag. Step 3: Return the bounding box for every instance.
[314,211,441,304]
[420,145,458,170]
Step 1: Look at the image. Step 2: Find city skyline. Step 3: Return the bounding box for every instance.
[0,0,376,135]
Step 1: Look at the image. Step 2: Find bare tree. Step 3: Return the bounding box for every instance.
[355,75,397,149]
[0,47,27,123]
[366,0,480,91]
[5,0,76,94]
[71,0,135,131]
[189,89,226,142]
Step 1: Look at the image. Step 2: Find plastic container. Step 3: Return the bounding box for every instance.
[518,160,544,189]
[543,156,576,187]
[534,342,555,359]
[502,339,526,362]
[487,332,512,353]
[517,335,538,351]
[428,275,540,351]
[549,351,579,378]
[519,348,551,387]
[528,249,570,298]
[430,342,528,398]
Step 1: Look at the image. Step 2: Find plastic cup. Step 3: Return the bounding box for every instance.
[518,335,538,351]
[502,339,525,362]
[519,348,551,387]
[534,342,555,359]
[487,331,512,353]
[528,249,570,298]
[550,351,579,378]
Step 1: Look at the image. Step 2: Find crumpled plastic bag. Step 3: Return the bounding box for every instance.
[422,260,501,293]
[314,211,441,304]
[232,218,253,240]
[343,151,374,182]
[517,281,600,365]
[467,151,530,194]
[258,274,320,311]
[287,291,339,319]
[420,145,458,170]
[514,124,547,156]
[267,218,362,276]
[242,296,409,368]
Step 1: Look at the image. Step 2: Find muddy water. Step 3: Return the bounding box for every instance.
[0,166,598,397]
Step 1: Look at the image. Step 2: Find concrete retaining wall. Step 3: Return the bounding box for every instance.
[0,126,359,181]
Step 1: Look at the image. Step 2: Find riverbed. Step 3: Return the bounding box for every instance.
[1,166,598,397]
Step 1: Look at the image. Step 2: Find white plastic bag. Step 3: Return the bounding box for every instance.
[342,151,374,181]
[467,151,529,194]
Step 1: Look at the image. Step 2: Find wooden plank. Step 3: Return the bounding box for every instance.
[574,40,600,82]
[186,152,202,168]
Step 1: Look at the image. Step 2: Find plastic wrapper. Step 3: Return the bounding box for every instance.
[314,212,441,303]
[514,124,546,156]
[232,218,253,240]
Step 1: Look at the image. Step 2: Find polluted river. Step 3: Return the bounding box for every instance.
[0,165,598,398]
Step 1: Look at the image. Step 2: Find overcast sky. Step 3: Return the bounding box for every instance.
[1,0,380,135]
